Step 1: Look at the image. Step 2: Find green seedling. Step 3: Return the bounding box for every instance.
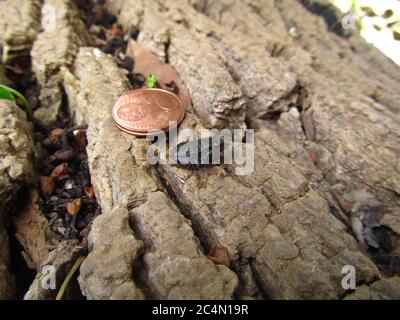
[0,84,32,116]
[146,74,158,88]
[56,256,85,300]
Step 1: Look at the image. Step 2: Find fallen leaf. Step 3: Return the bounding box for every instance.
[8,64,24,75]
[50,128,65,139]
[66,199,82,216]
[107,23,123,37]
[84,186,95,199]
[14,190,57,270]
[127,40,191,108]
[207,246,230,267]
[73,129,87,149]
[42,128,65,148]
[52,149,77,162]
[38,176,56,195]
[300,110,316,141]
[51,163,69,180]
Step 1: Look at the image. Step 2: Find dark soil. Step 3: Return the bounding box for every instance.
[77,0,180,92]
[1,25,99,299]
[77,0,146,89]
[369,227,400,276]
[1,0,182,299]
[37,120,100,245]
[3,57,41,112]
[3,54,100,247]
[8,201,36,299]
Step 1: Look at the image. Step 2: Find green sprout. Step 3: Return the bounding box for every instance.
[56,256,85,300]
[146,74,158,88]
[0,84,32,116]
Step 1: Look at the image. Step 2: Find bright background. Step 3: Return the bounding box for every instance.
[333,0,400,65]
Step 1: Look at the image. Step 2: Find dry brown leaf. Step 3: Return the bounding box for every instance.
[73,129,87,149]
[107,23,123,37]
[52,149,77,162]
[49,128,65,139]
[42,128,65,147]
[66,199,81,216]
[126,40,192,108]
[300,110,316,141]
[9,63,24,75]
[84,186,95,199]
[207,246,230,267]
[38,176,56,195]
[51,163,69,180]
[14,190,57,270]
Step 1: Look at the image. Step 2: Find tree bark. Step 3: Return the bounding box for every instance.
[1,0,400,300]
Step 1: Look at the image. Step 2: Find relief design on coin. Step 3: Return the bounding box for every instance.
[112,88,185,135]
[117,103,148,122]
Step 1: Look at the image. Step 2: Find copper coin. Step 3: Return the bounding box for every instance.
[112,88,185,135]
[112,111,185,137]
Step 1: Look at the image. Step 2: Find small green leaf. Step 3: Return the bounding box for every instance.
[0,85,32,116]
[0,86,17,104]
[146,75,158,88]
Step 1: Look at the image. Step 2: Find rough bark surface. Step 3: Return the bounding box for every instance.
[0,228,15,299]
[31,0,91,126]
[1,0,400,300]
[0,65,13,87]
[64,48,238,300]
[24,240,84,300]
[0,101,37,217]
[102,0,399,299]
[0,0,42,63]
[345,277,400,300]
[0,101,37,299]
